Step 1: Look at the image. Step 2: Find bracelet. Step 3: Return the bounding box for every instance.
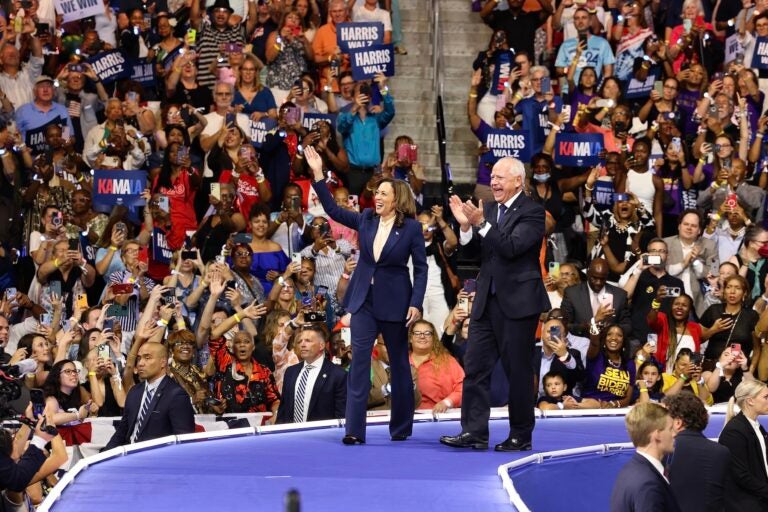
[54,258,60,268]
[651,300,661,310]
[584,184,594,191]
[109,246,118,252]
[698,158,706,164]
[469,93,478,99]
[639,388,648,393]
[231,171,241,178]
[757,132,765,139]
[514,92,523,101]
[710,182,720,189]
[680,374,689,382]
[88,371,97,377]
[233,313,242,323]
[177,322,186,330]
[341,273,350,280]
[157,318,169,326]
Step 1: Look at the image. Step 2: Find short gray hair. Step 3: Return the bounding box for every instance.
[529,66,550,78]
[493,157,526,181]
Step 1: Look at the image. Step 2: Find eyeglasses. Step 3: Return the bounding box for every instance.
[174,341,195,347]
[215,92,233,96]
[241,67,257,72]
[61,369,79,375]
[412,331,433,337]
[234,251,251,257]
[648,249,668,254]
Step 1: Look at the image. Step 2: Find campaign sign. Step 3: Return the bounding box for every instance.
[54,0,102,23]
[349,44,394,81]
[554,132,604,167]
[302,113,337,131]
[337,22,384,52]
[491,50,513,96]
[87,50,131,84]
[752,36,768,69]
[152,228,173,264]
[128,58,155,89]
[480,129,532,164]
[593,179,615,211]
[725,33,742,64]
[624,73,657,99]
[26,117,66,154]
[92,170,147,210]
[249,117,278,149]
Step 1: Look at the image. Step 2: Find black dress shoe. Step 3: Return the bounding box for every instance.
[391,434,409,441]
[439,432,488,450]
[494,437,532,452]
[342,435,365,445]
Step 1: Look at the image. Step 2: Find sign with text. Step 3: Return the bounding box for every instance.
[301,112,337,131]
[92,170,147,210]
[54,0,102,23]
[491,50,513,96]
[349,44,394,81]
[26,116,67,154]
[725,33,742,64]
[554,132,604,167]
[128,58,155,89]
[336,22,384,52]
[152,228,172,264]
[249,118,278,149]
[480,129,532,164]
[624,73,657,99]
[753,36,768,69]
[87,50,131,84]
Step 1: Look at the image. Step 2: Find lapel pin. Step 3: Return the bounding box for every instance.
[322,373,327,378]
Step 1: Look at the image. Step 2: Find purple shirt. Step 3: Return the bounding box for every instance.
[582,352,635,402]
[676,89,701,135]
[471,120,495,186]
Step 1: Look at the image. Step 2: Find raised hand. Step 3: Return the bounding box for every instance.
[448,195,470,230]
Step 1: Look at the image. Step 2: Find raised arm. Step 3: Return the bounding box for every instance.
[305,146,362,229]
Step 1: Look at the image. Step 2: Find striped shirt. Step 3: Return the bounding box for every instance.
[196,20,247,90]
[300,238,352,297]
[108,269,156,332]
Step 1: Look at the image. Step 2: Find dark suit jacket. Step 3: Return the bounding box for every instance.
[532,346,584,395]
[669,429,730,512]
[104,376,196,450]
[718,412,768,512]
[610,452,682,512]
[276,358,347,423]
[313,180,427,321]
[561,281,632,338]
[0,446,46,492]
[466,193,549,320]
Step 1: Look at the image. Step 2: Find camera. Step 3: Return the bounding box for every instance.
[305,311,327,323]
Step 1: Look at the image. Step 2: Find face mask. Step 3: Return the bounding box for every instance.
[533,173,550,183]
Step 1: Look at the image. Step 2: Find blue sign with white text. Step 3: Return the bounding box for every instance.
[337,22,385,53]
[554,132,605,167]
[480,129,532,164]
[349,44,395,81]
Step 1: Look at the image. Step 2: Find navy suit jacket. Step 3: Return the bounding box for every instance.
[313,180,427,321]
[466,193,549,320]
[276,358,347,424]
[610,452,682,512]
[0,446,46,492]
[561,281,632,338]
[669,429,730,512]
[718,412,768,512]
[104,375,196,450]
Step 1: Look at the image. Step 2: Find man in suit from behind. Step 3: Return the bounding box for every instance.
[610,402,681,512]
[561,258,632,338]
[277,324,347,424]
[104,343,195,450]
[663,392,730,512]
[440,157,550,452]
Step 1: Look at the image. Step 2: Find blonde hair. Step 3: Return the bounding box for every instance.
[236,53,263,93]
[625,402,670,448]
[726,379,768,422]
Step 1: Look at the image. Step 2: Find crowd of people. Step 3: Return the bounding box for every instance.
[0,0,768,508]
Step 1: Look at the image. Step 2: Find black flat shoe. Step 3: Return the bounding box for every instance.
[342,435,365,445]
[439,432,488,450]
[494,437,532,452]
[391,434,409,441]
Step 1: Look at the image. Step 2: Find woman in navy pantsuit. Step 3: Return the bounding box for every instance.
[305,146,427,444]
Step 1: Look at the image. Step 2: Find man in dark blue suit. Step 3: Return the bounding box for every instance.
[610,403,682,512]
[663,392,730,512]
[306,146,427,445]
[277,324,347,424]
[441,157,550,451]
[104,343,195,450]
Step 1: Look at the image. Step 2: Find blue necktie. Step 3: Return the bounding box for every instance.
[132,385,154,443]
[490,203,507,295]
[293,364,314,423]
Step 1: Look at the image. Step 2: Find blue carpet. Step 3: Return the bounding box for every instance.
[47,415,740,512]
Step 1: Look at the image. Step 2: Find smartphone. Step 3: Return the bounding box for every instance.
[291,252,302,267]
[671,137,681,153]
[643,254,662,266]
[103,318,115,331]
[347,195,359,210]
[709,255,721,276]
[238,146,251,162]
[49,281,62,297]
[540,76,551,94]
[68,237,80,251]
[561,104,572,120]
[549,325,562,340]
[181,250,197,260]
[289,195,301,212]
[666,287,681,297]
[599,293,613,308]
[595,98,614,109]
[397,144,411,162]
[138,247,149,264]
[318,222,331,237]
[30,389,45,419]
[210,183,221,200]
[683,19,692,33]
[97,344,110,361]
[185,28,197,45]
[458,295,469,314]
[161,290,177,306]
[548,262,560,279]
[176,146,189,165]
[653,81,663,95]
[36,22,50,34]
[40,313,53,328]
[5,287,17,303]
[350,248,359,263]
[111,283,134,295]
[106,303,129,317]
[730,343,741,354]
[614,192,630,202]
[463,279,477,294]
[647,333,658,351]
[233,233,253,245]
[68,63,84,73]
[340,327,351,347]
[76,292,88,309]
[708,104,719,120]
[690,352,704,366]
[578,31,588,45]
[725,193,738,210]
[52,211,63,227]
[115,221,127,235]
[157,196,170,213]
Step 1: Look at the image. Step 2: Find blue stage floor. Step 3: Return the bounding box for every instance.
[47,415,740,512]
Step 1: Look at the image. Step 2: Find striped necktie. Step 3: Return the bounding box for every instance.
[293,364,314,423]
[131,385,154,443]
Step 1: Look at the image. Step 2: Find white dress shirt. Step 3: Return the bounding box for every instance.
[131,375,164,442]
[637,450,668,483]
[294,357,323,423]
[746,415,768,479]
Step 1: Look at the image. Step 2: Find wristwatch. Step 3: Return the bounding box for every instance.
[476,220,489,231]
